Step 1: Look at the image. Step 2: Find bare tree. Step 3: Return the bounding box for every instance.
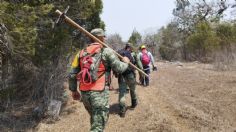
[143,33,160,58]
[106,33,124,51]
[173,0,231,33]
[176,0,190,11]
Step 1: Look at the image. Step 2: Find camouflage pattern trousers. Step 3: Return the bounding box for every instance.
[81,87,109,132]
[118,72,137,112]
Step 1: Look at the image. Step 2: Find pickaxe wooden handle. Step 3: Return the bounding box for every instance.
[55,9,148,77]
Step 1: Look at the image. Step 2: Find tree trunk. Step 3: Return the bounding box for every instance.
[0,53,2,88]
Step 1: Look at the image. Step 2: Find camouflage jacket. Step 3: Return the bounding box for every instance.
[69,46,129,92]
[133,52,143,70]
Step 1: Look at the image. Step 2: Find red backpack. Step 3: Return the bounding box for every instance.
[76,43,105,85]
[141,51,150,66]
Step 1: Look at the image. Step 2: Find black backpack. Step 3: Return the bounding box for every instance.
[118,49,135,64]
[118,49,135,75]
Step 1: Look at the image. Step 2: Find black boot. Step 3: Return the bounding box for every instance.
[120,111,125,118]
[126,88,130,93]
[119,107,126,118]
[131,99,137,109]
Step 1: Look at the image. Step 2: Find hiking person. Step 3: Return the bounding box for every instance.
[138,45,157,86]
[116,43,138,117]
[131,47,142,81]
[68,28,130,132]
[135,46,144,84]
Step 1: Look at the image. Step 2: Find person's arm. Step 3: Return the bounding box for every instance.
[68,53,81,100]
[136,52,143,69]
[68,68,79,92]
[148,52,157,71]
[103,48,129,73]
[149,52,155,67]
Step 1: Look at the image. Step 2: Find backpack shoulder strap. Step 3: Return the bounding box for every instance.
[88,44,102,55]
[79,49,84,58]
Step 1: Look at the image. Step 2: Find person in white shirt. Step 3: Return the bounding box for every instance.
[137,45,157,86]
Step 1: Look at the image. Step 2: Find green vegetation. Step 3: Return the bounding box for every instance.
[128,29,142,46]
[143,0,236,62]
[0,1,104,101]
[1,0,236,111]
[157,21,236,62]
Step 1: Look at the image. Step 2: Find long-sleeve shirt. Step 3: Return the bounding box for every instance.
[137,51,155,68]
[69,46,128,92]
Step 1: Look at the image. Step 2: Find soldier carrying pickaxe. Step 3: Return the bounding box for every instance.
[55,7,148,132]
[55,7,148,77]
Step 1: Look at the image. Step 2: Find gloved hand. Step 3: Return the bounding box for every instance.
[72,91,81,100]
[153,66,157,71]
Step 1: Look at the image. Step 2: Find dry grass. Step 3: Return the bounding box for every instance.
[34,62,236,132]
[212,47,236,71]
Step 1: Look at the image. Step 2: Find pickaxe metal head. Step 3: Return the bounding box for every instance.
[55,6,70,25]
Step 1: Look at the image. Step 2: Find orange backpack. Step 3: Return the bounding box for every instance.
[77,43,106,91]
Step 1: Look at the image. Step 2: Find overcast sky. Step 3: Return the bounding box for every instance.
[101,0,176,41]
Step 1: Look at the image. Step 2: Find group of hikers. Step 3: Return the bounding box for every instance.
[68,28,157,132]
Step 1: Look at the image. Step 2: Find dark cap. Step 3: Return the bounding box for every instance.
[125,43,132,49]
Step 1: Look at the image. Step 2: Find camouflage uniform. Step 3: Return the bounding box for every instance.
[133,50,144,84]
[132,51,143,70]
[131,51,143,80]
[69,29,128,132]
[118,71,137,114]
[117,45,138,117]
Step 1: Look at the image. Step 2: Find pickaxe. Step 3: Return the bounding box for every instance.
[55,7,148,77]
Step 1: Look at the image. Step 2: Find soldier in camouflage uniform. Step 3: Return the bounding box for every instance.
[117,43,138,117]
[131,47,143,82]
[68,28,130,132]
[136,46,144,84]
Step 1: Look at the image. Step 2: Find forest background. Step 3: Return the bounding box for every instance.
[0,0,236,130]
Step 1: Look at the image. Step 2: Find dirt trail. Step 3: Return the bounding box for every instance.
[37,62,236,132]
